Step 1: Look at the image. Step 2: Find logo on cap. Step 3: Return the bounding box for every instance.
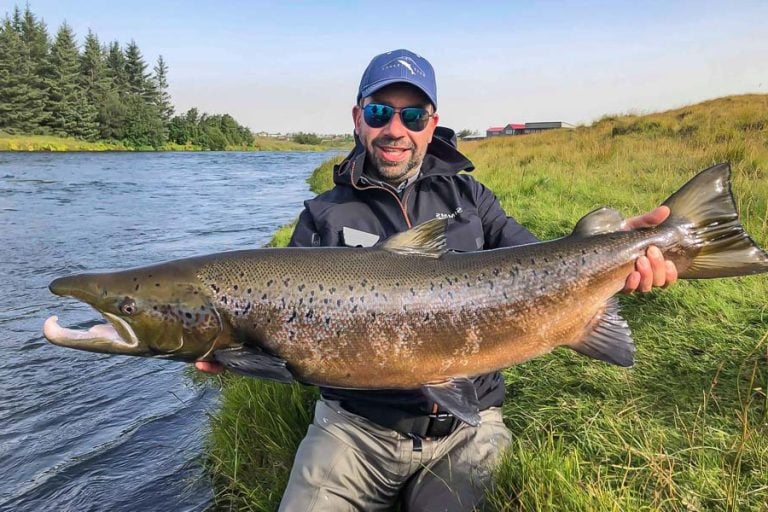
[381,56,426,77]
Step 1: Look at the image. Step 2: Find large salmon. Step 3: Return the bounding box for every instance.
[43,163,768,425]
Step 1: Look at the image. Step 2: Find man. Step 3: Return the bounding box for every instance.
[198,49,676,511]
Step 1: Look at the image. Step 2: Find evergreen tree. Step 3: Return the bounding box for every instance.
[152,55,174,123]
[105,40,127,92]
[80,30,111,137]
[124,40,154,100]
[46,22,98,138]
[0,17,44,132]
[19,6,50,129]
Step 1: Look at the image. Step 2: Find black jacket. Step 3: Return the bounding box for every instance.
[288,127,538,416]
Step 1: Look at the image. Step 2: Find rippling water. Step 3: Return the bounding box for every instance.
[0,151,342,511]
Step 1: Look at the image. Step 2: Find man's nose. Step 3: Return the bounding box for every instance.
[382,112,408,138]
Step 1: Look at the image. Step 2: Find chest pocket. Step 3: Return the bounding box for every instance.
[445,214,485,252]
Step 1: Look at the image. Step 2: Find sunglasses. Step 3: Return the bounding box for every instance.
[362,103,434,132]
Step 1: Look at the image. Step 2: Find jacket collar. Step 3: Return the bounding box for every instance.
[332,126,475,188]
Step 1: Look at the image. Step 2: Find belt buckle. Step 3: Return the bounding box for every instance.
[425,412,456,438]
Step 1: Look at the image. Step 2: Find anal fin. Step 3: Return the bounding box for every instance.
[422,378,481,427]
[213,346,295,383]
[568,297,635,367]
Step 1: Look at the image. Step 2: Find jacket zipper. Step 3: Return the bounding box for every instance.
[348,160,413,228]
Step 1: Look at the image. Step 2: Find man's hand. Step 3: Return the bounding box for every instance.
[621,206,679,293]
[195,360,225,374]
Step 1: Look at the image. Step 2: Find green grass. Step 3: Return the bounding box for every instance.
[204,94,768,511]
[0,132,353,152]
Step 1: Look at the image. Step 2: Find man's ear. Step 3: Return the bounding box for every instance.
[428,112,439,142]
[352,105,361,135]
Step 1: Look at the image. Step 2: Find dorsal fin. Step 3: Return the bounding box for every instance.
[382,218,448,258]
[571,207,625,238]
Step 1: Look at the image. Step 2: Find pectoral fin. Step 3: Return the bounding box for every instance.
[422,378,481,426]
[213,346,295,383]
[568,297,635,367]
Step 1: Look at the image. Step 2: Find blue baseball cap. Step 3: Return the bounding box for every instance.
[357,49,437,109]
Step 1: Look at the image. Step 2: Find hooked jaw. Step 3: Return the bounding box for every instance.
[45,275,148,356]
[43,312,147,355]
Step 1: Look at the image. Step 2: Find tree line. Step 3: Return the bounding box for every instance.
[0,6,253,149]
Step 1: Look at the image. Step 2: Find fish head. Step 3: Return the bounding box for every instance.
[43,265,224,361]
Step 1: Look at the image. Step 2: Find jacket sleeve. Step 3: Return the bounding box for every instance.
[288,208,319,248]
[474,180,539,249]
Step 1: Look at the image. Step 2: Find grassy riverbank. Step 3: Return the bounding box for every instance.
[206,94,768,511]
[0,132,352,152]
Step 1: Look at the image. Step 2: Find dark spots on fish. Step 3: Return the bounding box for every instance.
[323,298,329,305]
[336,330,342,337]
[288,331,296,341]
[445,276,453,285]
[336,299,342,307]
[319,284,324,291]
[346,372,351,378]
[287,311,297,323]
[148,274,153,278]
[305,309,314,319]
[310,290,315,296]
[349,297,354,303]
[185,312,192,319]
[593,249,599,254]
[239,272,244,278]
[155,283,160,287]
[247,288,252,294]
[298,284,305,292]
[582,249,587,255]
[193,290,198,295]
[351,305,358,313]
[395,281,400,287]
[211,284,220,293]
[466,282,471,288]
[133,277,137,281]
[200,305,206,310]
[135,284,140,291]
[153,305,158,310]
[532,270,537,277]
[325,317,331,326]
[374,292,379,298]
[543,270,550,276]
[360,296,365,304]
[234,285,239,291]
[348,285,354,291]
[267,279,274,287]
[530,258,536,265]
[298,298,304,306]
[283,278,290,287]
[402,305,408,312]
[488,281,495,289]
[361,279,368,287]
[222,296,228,304]
[430,282,435,291]
[370,285,375,291]
[410,287,416,296]
[540,286,546,292]
[493,268,500,276]
[581,257,587,265]
[543,257,549,263]
[424,312,430,321]
[329,287,336,294]
[369,311,376,320]
[463,274,469,279]
[447,291,454,299]
[309,297,314,304]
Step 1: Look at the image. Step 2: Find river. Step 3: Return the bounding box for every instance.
[0,150,342,511]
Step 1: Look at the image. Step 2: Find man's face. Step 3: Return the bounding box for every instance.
[353,84,439,185]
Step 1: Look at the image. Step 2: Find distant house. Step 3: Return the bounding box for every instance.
[504,123,526,135]
[524,121,566,134]
[486,126,505,137]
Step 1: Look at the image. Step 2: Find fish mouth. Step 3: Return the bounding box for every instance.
[43,312,142,355]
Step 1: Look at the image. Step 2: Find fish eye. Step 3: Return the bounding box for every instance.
[119,298,137,315]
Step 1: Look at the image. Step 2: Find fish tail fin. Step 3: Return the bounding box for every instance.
[662,162,768,279]
[569,298,635,367]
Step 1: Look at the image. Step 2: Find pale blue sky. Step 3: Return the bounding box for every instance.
[12,1,768,134]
